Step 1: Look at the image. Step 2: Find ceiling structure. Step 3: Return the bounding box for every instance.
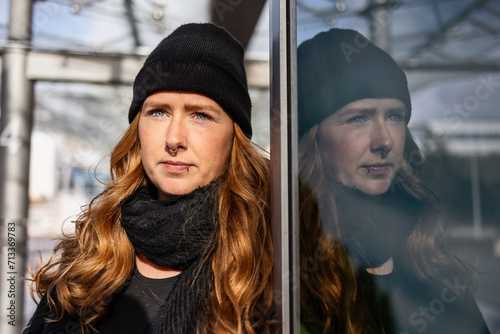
[0,0,270,54]
[298,0,500,62]
[2,0,497,63]
[297,0,500,88]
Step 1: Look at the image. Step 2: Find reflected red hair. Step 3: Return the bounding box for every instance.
[298,125,473,333]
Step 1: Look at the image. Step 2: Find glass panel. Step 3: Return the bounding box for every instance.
[296,1,500,333]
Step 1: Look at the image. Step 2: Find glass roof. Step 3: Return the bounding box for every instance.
[297,0,500,63]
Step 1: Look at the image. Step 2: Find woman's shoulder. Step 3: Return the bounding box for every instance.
[23,293,81,334]
[371,260,490,334]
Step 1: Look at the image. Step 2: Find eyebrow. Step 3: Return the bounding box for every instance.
[184,103,223,113]
[141,102,223,114]
[337,107,377,116]
[338,106,406,116]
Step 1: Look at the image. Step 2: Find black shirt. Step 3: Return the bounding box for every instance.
[96,269,180,334]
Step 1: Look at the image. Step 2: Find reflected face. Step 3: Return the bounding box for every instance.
[139,92,234,198]
[317,98,407,195]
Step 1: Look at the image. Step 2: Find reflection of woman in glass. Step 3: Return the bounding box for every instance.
[298,28,489,334]
[25,24,274,334]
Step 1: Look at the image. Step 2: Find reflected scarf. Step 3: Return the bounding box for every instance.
[120,181,219,333]
[320,182,425,269]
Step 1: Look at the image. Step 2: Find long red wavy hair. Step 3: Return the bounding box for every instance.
[29,114,274,333]
[298,125,473,334]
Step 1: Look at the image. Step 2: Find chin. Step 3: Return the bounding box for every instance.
[156,182,198,199]
[357,182,391,195]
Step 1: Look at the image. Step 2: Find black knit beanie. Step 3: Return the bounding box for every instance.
[129,23,252,138]
[298,28,411,138]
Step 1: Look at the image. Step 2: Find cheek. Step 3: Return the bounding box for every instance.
[320,134,365,183]
[138,126,159,166]
[138,123,149,150]
[394,129,406,153]
[139,121,166,146]
[199,130,233,170]
[318,134,344,172]
[325,134,353,160]
[215,137,233,169]
[217,149,232,174]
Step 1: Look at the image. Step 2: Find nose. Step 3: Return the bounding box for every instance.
[370,121,394,157]
[165,115,186,153]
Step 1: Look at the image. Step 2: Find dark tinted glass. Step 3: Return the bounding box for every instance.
[297,2,500,333]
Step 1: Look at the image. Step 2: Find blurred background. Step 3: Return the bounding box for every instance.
[1,0,499,332]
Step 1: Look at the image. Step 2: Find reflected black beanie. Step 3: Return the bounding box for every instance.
[297,28,411,138]
[128,23,252,138]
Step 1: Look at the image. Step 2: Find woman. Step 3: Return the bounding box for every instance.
[25,23,274,334]
[297,28,489,334]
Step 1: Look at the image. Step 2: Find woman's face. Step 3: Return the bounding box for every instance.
[139,92,234,199]
[317,98,407,195]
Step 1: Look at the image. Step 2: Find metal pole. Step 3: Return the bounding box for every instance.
[270,0,299,332]
[1,1,33,333]
[367,0,391,52]
[470,155,483,238]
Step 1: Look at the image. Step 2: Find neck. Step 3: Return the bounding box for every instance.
[366,257,394,275]
[136,254,182,279]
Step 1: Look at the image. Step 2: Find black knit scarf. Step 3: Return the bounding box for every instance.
[120,181,219,333]
[319,181,425,269]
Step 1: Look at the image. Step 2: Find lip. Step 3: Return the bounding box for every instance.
[362,163,392,175]
[161,161,193,173]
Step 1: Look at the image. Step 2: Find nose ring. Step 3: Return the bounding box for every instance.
[381,150,388,159]
[167,145,179,156]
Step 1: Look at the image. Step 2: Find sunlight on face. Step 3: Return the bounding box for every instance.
[139,92,234,198]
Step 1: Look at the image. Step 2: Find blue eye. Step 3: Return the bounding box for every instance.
[348,115,366,123]
[387,113,404,122]
[194,113,211,121]
[147,109,166,117]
